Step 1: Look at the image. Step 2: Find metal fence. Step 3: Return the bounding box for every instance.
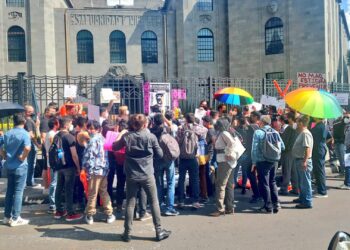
[0,74,349,130]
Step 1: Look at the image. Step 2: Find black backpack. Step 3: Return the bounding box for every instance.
[48,131,66,170]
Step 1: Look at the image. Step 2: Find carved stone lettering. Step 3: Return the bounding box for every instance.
[70,14,160,27]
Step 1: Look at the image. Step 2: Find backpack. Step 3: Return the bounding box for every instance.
[197,137,209,165]
[179,129,198,159]
[48,131,67,170]
[261,128,282,162]
[159,130,180,162]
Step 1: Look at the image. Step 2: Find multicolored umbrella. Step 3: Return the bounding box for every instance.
[284,87,343,119]
[214,87,254,106]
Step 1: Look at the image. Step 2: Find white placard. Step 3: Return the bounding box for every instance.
[260,95,277,106]
[64,85,77,98]
[345,153,350,167]
[113,91,121,104]
[333,93,349,106]
[148,83,171,113]
[100,88,117,103]
[249,102,263,111]
[88,104,100,121]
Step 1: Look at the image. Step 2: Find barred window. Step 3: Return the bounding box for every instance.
[197,0,213,11]
[6,0,24,7]
[265,17,284,55]
[77,30,94,64]
[8,26,26,62]
[110,30,126,63]
[266,72,284,80]
[141,31,158,64]
[197,28,214,62]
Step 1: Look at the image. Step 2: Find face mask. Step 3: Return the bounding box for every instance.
[293,123,297,129]
[344,118,350,124]
[69,124,74,132]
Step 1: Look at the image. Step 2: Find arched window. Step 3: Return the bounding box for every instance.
[77,30,94,63]
[265,17,284,55]
[197,28,214,62]
[197,0,213,11]
[8,26,26,62]
[6,0,25,7]
[141,31,158,64]
[110,30,126,63]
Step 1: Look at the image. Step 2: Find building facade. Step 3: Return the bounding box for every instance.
[0,0,349,83]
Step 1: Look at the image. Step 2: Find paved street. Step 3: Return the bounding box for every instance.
[0,176,349,250]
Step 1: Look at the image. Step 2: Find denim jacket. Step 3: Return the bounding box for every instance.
[251,125,285,165]
[82,133,109,179]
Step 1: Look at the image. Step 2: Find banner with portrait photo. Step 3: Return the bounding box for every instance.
[146,82,171,114]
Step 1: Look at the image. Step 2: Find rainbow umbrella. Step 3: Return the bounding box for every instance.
[284,87,342,119]
[214,87,254,106]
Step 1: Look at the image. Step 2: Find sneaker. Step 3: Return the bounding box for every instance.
[85,215,93,225]
[295,204,312,209]
[225,209,234,215]
[192,202,201,209]
[292,198,301,203]
[10,217,29,227]
[138,213,152,221]
[54,210,67,219]
[3,217,12,225]
[121,232,131,242]
[210,210,225,217]
[156,229,171,241]
[164,210,179,216]
[66,213,83,222]
[48,206,56,214]
[256,207,273,214]
[106,214,116,224]
[338,184,350,190]
[314,194,328,198]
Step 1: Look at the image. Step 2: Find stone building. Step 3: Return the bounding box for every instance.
[0,0,349,83]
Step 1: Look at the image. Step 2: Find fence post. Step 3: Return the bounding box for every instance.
[17,72,25,106]
[262,78,266,96]
[208,76,212,108]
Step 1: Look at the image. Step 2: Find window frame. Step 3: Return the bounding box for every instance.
[7,26,26,62]
[265,17,284,55]
[197,0,213,11]
[109,30,127,64]
[197,28,214,62]
[6,0,25,7]
[76,30,94,64]
[141,31,158,64]
[266,72,285,80]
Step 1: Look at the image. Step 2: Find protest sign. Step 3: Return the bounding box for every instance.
[297,72,327,88]
[333,93,349,106]
[88,104,100,121]
[144,83,171,113]
[64,85,77,98]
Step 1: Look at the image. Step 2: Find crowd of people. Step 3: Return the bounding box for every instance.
[0,99,349,242]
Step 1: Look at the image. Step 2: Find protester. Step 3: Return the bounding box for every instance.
[1,114,31,226]
[54,117,83,221]
[45,117,59,214]
[341,115,350,189]
[217,104,227,117]
[251,115,284,214]
[333,116,347,176]
[310,118,331,198]
[279,112,299,196]
[292,116,314,209]
[113,114,171,242]
[150,114,179,216]
[24,105,41,187]
[82,120,115,225]
[210,118,243,216]
[177,113,207,209]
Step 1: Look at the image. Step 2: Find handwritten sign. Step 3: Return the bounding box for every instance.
[260,95,277,106]
[64,85,77,98]
[88,104,100,121]
[100,88,121,104]
[297,72,327,88]
[333,93,349,106]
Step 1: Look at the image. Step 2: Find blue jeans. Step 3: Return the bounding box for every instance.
[49,168,58,209]
[155,161,175,212]
[312,150,327,195]
[26,144,36,186]
[334,143,346,174]
[296,159,313,207]
[5,166,28,220]
[178,158,199,203]
[256,161,279,210]
[345,167,350,186]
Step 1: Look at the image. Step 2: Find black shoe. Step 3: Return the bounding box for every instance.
[156,229,171,241]
[256,207,273,214]
[292,198,301,203]
[295,204,312,209]
[241,188,246,195]
[121,232,131,242]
